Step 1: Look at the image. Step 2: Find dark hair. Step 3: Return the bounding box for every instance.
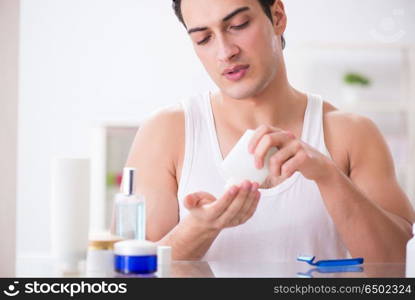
[172,0,286,49]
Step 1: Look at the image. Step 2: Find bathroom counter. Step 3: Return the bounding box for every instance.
[17,257,407,278]
[162,261,406,278]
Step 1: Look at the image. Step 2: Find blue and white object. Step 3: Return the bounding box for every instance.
[297,255,364,267]
[114,240,157,274]
[297,266,364,278]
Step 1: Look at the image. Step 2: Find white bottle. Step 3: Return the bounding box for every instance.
[114,168,146,240]
[221,129,277,188]
[157,246,172,277]
[51,158,90,274]
[406,223,415,277]
[86,233,123,277]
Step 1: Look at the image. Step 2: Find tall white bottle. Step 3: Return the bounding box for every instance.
[114,168,146,240]
[406,223,415,277]
[51,158,90,273]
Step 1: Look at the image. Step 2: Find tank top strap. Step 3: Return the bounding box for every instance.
[177,95,206,202]
[301,93,330,156]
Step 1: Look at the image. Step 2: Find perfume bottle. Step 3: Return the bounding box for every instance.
[114,168,146,240]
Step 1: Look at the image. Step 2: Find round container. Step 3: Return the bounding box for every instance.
[157,246,172,278]
[86,234,123,276]
[157,246,172,266]
[114,240,158,274]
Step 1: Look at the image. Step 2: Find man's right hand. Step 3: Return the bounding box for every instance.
[183,181,261,231]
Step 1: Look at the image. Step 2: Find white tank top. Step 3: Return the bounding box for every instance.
[177,92,349,263]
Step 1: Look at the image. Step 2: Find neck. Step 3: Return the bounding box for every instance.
[213,63,305,131]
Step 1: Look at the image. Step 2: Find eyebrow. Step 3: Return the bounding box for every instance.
[187,6,250,34]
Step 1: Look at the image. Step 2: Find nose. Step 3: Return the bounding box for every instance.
[216,35,240,63]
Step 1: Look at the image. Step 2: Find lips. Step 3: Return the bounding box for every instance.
[222,65,250,81]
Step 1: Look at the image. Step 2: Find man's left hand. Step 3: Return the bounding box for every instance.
[248,125,336,184]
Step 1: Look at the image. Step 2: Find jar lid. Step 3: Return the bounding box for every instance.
[88,233,124,250]
[114,240,157,256]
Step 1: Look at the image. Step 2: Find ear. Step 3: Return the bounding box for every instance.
[271,0,287,36]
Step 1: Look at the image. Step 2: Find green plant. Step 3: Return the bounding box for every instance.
[343,72,371,86]
[106,172,117,187]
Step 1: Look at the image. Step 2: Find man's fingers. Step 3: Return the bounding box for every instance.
[219,181,252,222]
[280,153,303,180]
[254,131,294,169]
[236,182,259,218]
[269,141,299,176]
[248,125,274,154]
[198,193,218,206]
[239,190,261,224]
[208,185,240,218]
[184,192,216,210]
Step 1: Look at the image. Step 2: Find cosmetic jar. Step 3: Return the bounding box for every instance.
[86,234,123,276]
[156,246,172,277]
[157,246,172,266]
[114,240,158,274]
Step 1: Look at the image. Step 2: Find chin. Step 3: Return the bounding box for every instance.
[221,82,267,100]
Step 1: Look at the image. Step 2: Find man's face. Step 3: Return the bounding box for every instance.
[181,0,284,100]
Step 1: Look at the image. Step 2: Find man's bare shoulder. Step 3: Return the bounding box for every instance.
[322,101,385,172]
[128,104,184,168]
[322,101,380,140]
[140,103,184,135]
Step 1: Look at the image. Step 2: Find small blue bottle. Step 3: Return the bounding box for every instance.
[114,168,146,240]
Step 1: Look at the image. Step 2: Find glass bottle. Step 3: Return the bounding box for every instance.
[114,168,145,240]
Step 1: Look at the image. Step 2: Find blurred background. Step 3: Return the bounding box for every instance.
[1,0,414,275]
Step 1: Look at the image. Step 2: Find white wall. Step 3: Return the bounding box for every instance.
[0,0,19,277]
[284,0,414,46]
[18,0,415,258]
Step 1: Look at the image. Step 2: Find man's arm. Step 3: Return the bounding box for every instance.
[126,105,260,260]
[318,113,415,262]
[249,111,415,263]
[126,106,183,242]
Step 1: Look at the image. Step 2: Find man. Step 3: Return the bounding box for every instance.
[126,0,415,262]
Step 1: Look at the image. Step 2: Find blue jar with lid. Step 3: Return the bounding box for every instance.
[114,240,157,274]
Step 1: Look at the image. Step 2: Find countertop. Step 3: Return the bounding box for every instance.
[16,257,407,278]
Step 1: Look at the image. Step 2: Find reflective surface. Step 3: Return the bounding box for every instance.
[167,261,406,278]
[17,257,407,278]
